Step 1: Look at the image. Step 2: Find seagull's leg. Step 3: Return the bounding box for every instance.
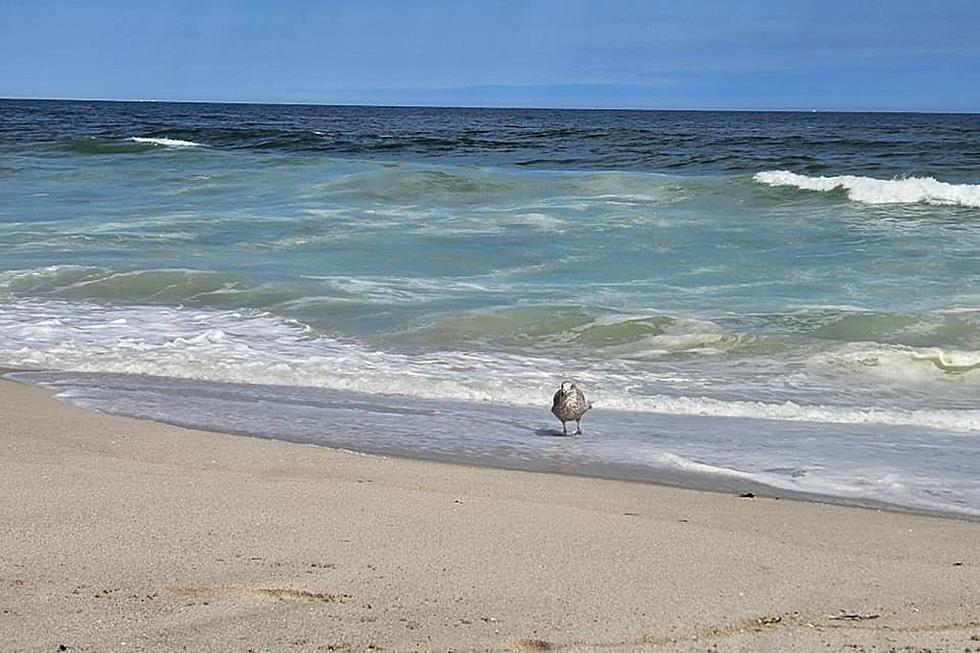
[575,420,582,436]
[562,422,568,436]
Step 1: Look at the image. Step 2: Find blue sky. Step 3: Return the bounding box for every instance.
[1,0,978,111]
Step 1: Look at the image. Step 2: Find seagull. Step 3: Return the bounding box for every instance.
[551,381,592,436]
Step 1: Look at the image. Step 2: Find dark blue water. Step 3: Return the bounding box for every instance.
[3,99,978,177]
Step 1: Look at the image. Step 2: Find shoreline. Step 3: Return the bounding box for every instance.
[5,368,978,523]
[3,374,980,652]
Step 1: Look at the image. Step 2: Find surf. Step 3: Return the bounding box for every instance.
[129,136,204,148]
[754,170,980,208]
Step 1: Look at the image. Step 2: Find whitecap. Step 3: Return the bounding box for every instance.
[129,137,204,148]
[754,170,980,208]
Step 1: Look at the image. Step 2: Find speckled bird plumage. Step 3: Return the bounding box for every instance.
[551,381,592,435]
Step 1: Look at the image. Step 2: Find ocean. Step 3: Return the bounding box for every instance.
[2,99,979,517]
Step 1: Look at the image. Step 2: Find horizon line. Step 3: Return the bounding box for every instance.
[1,95,977,116]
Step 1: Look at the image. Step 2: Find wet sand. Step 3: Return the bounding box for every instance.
[2,377,979,652]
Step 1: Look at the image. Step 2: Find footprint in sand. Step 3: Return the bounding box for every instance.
[168,586,350,603]
[508,639,553,652]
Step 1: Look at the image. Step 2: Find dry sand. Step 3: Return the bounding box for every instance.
[1,376,979,652]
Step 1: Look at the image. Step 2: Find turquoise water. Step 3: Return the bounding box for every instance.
[2,100,980,516]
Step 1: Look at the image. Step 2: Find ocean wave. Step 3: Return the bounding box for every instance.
[911,349,980,373]
[60,136,204,154]
[313,167,521,203]
[809,342,980,384]
[309,164,693,207]
[4,296,980,434]
[410,306,980,356]
[407,308,757,355]
[612,392,980,433]
[0,265,505,310]
[61,137,159,154]
[0,266,254,303]
[129,136,204,148]
[753,170,980,208]
[7,267,980,356]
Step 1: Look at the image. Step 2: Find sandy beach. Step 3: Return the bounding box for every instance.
[2,376,979,652]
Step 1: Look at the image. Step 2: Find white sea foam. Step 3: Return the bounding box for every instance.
[754,170,980,208]
[612,392,980,433]
[129,137,204,148]
[3,296,980,434]
[808,342,980,385]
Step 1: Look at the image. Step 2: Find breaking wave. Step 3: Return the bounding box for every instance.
[61,136,204,154]
[129,136,204,148]
[9,267,980,357]
[754,170,980,208]
[3,295,980,434]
